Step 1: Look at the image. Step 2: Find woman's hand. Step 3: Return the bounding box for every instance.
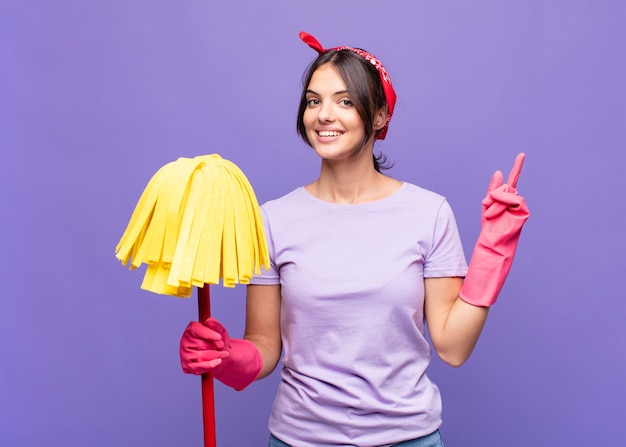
[180,318,262,391]
[459,153,530,307]
[180,318,231,375]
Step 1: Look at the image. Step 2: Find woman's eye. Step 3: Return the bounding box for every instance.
[307,98,320,107]
[341,99,353,107]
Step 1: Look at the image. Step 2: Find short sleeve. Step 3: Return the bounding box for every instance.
[423,200,468,278]
[250,206,281,285]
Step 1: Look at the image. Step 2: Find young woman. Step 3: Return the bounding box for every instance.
[180,31,529,447]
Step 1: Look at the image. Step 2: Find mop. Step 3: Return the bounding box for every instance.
[115,154,269,447]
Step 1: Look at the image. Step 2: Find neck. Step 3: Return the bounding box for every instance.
[306,151,399,204]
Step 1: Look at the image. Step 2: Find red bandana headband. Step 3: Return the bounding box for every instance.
[299,31,397,140]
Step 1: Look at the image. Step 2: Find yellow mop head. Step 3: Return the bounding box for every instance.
[115,154,270,297]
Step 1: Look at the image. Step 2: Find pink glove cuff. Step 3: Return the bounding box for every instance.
[213,338,262,391]
[459,236,521,307]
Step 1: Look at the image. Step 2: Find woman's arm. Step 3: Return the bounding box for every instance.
[424,277,489,367]
[244,284,283,379]
[426,154,529,367]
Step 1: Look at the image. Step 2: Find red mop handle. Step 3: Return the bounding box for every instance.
[197,285,217,447]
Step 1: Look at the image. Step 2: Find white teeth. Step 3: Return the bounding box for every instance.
[318,131,342,137]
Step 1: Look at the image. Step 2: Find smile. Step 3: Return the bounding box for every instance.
[317,131,343,137]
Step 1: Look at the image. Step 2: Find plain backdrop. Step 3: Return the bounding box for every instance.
[2,1,625,446]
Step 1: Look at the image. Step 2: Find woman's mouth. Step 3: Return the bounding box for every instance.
[317,131,343,137]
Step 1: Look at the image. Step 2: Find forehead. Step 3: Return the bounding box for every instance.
[307,63,347,92]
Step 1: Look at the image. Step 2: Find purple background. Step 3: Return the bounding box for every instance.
[2,1,625,446]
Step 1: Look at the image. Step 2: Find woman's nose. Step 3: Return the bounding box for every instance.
[317,103,334,122]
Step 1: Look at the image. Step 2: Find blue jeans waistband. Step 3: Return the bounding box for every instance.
[268,429,443,447]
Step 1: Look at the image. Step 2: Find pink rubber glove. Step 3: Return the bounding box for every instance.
[180,318,262,391]
[459,153,530,307]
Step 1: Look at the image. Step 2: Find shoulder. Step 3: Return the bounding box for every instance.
[258,187,314,229]
[261,187,307,213]
[395,182,448,209]
[388,182,462,229]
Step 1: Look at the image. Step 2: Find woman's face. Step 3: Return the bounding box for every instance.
[302,63,369,163]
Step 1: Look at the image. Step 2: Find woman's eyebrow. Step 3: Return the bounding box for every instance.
[306,89,349,96]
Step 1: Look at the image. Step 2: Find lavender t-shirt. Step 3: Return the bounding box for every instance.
[251,183,468,447]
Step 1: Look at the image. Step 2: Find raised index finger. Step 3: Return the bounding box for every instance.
[507,152,526,188]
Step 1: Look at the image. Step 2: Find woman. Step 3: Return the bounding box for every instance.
[180,31,529,447]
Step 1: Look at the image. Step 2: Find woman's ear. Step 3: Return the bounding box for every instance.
[373,108,388,131]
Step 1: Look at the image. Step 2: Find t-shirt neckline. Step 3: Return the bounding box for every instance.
[299,182,407,209]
